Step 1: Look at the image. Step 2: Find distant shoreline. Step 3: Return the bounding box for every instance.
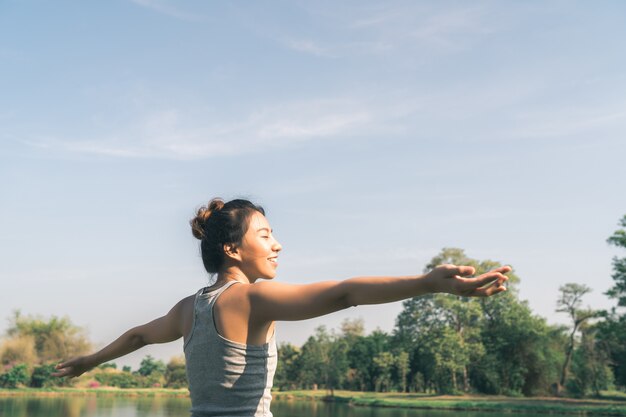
[2,389,626,415]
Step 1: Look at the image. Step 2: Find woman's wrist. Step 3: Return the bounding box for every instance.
[422,270,446,294]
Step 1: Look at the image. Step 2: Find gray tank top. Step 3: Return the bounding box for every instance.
[184,281,277,417]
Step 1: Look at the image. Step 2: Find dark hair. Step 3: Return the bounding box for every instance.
[190,198,265,274]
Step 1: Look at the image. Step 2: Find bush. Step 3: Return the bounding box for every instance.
[94,371,141,388]
[0,364,31,388]
[30,363,66,388]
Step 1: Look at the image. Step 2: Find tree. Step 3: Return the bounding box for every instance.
[137,355,166,377]
[476,291,562,396]
[346,330,390,391]
[373,352,394,392]
[595,310,626,389]
[556,283,597,393]
[567,324,614,397]
[395,350,410,393]
[296,326,349,395]
[394,248,490,393]
[5,311,91,363]
[165,356,187,388]
[606,214,626,306]
[0,335,37,367]
[274,343,300,391]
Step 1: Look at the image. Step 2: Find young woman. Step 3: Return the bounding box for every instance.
[54,198,510,417]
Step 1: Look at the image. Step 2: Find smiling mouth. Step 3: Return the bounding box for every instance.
[268,258,278,264]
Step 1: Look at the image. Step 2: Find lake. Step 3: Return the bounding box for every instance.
[0,396,546,417]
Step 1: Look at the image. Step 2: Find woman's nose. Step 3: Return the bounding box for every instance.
[273,240,282,252]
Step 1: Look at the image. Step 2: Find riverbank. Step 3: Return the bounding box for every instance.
[273,390,626,416]
[2,388,626,415]
[0,387,189,398]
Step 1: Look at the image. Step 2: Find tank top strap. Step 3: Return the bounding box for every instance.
[184,280,241,351]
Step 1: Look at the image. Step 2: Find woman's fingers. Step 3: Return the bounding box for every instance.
[448,265,475,277]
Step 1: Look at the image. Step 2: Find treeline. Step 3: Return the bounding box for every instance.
[2,215,626,397]
[272,216,626,397]
[0,311,187,389]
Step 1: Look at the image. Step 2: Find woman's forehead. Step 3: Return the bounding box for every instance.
[248,212,270,230]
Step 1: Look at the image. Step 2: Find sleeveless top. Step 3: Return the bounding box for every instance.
[184,281,278,417]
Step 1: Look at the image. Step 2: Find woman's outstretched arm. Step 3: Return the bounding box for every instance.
[249,265,510,322]
[53,295,194,378]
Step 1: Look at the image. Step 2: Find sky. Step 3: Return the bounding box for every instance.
[1,0,626,368]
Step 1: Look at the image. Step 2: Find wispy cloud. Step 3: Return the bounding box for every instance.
[512,104,626,139]
[282,3,493,57]
[129,0,206,22]
[23,98,379,159]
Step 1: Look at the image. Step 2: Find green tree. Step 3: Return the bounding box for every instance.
[556,283,598,393]
[595,310,626,389]
[296,326,349,395]
[373,352,394,392]
[137,355,166,377]
[395,248,489,393]
[164,356,187,388]
[476,290,562,396]
[606,215,626,306]
[394,350,410,392]
[567,324,614,397]
[274,343,300,391]
[346,330,390,391]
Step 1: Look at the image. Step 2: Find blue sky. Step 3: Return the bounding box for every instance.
[2,0,626,368]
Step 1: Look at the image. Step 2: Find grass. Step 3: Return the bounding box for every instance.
[2,388,626,415]
[0,387,189,398]
[272,390,626,416]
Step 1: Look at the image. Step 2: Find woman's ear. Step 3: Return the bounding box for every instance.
[223,243,241,262]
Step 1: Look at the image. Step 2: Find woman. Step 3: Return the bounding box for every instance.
[54,198,510,416]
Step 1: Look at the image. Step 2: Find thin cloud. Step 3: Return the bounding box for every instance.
[283,3,494,57]
[23,98,379,159]
[129,0,206,22]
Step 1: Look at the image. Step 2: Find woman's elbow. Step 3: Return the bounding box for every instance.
[128,327,150,348]
[339,293,359,310]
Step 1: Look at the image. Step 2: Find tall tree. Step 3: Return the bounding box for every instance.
[556,283,597,393]
[606,214,626,306]
[4,311,90,364]
[394,250,477,393]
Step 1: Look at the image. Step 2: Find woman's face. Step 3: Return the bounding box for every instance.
[236,211,282,281]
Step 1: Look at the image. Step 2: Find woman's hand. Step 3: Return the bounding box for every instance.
[52,355,95,378]
[426,264,510,297]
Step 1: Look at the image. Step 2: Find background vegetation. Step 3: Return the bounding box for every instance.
[2,215,625,398]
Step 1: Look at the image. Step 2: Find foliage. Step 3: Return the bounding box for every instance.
[0,364,30,388]
[30,363,67,388]
[275,343,301,391]
[164,356,187,388]
[606,215,626,306]
[0,335,38,367]
[5,311,91,363]
[555,283,599,393]
[137,355,166,377]
[595,310,626,389]
[295,326,349,394]
[94,370,141,388]
[567,325,614,397]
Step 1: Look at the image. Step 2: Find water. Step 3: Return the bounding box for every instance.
[0,396,542,417]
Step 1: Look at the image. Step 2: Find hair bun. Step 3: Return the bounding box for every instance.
[190,198,225,240]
